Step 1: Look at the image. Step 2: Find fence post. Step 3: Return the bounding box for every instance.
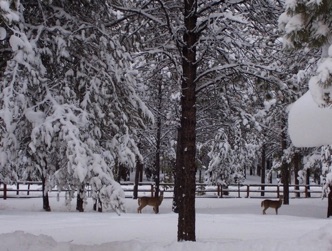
[237,183,240,198]
[16,183,19,195]
[246,185,249,198]
[151,184,154,197]
[220,185,223,198]
[277,185,280,198]
[27,183,30,196]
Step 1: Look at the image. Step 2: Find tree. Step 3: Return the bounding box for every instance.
[109,0,296,240]
[175,0,198,241]
[279,0,332,105]
[279,0,332,211]
[133,53,179,199]
[0,0,151,212]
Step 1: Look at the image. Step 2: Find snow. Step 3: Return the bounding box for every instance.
[288,91,332,147]
[284,14,303,34]
[0,26,6,40]
[0,194,332,250]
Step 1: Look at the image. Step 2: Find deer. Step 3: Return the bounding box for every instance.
[261,195,283,215]
[137,190,164,214]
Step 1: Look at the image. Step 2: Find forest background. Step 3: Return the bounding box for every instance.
[1,0,332,242]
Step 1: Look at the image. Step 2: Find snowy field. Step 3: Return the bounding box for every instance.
[0,193,331,251]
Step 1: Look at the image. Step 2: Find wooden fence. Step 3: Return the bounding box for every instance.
[0,181,323,200]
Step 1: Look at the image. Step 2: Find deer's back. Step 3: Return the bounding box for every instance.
[262,199,282,208]
[139,196,163,206]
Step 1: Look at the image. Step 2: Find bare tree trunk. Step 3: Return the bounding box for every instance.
[261,144,266,197]
[306,169,311,198]
[177,0,198,242]
[327,185,332,218]
[41,173,51,212]
[281,116,289,204]
[153,81,163,213]
[93,197,102,212]
[257,164,261,176]
[133,155,142,200]
[76,184,85,212]
[293,152,301,198]
[267,159,272,183]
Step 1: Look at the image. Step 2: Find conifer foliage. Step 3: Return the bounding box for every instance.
[279,0,332,214]
[0,0,151,212]
[279,0,332,105]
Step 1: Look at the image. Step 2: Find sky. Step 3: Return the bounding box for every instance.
[0,183,331,251]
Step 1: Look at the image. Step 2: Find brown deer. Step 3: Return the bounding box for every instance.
[261,195,283,215]
[137,190,164,214]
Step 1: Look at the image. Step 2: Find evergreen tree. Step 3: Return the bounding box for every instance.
[0,0,151,212]
[279,0,332,210]
[279,0,332,106]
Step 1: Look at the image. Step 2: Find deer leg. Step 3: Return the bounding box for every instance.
[276,208,278,215]
[137,199,141,213]
[263,208,267,215]
[153,206,160,214]
[137,203,147,213]
[137,204,144,213]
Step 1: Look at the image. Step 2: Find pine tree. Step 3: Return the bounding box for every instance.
[279,0,332,105]
[279,0,332,210]
[0,0,151,212]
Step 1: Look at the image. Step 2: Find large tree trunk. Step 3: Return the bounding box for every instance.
[177,0,198,242]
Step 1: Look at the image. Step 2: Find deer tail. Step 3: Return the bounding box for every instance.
[261,201,264,207]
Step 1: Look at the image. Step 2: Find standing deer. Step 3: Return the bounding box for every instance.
[137,190,164,214]
[261,195,283,215]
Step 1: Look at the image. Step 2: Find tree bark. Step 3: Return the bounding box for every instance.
[267,159,272,183]
[293,152,300,198]
[173,127,183,214]
[281,116,289,204]
[76,189,84,212]
[177,0,198,242]
[41,174,51,212]
[76,184,85,212]
[306,169,311,198]
[261,144,266,197]
[327,185,332,218]
[154,81,162,213]
[133,154,142,200]
[93,197,103,212]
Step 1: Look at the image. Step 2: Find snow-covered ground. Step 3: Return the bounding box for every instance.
[0,192,331,251]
